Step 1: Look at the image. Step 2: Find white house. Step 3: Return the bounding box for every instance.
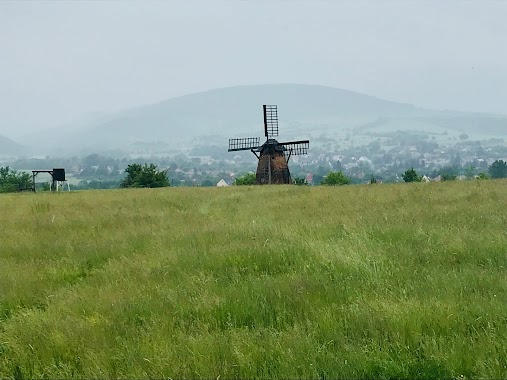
[216,179,229,187]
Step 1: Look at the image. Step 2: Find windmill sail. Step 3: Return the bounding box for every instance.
[263,105,278,138]
[280,140,310,155]
[228,137,260,151]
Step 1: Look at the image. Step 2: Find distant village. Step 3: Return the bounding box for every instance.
[3,131,507,189]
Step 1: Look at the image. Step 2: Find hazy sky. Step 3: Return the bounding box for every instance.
[1,0,506,137]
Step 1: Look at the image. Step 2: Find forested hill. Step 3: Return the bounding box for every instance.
[19,84,507,154]
[0,134,25,157]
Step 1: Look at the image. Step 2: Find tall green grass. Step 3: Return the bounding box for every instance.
[0,181,506,379]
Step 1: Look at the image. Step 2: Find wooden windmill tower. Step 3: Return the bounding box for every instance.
[228,105,310,184]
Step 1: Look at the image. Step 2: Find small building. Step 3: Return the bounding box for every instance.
[216,179,229,187]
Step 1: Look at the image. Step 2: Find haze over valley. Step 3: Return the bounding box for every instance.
[1,83,507,158]
[1,1,506,186]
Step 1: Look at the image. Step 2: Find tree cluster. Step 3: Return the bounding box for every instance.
[488,160,507,179]
[401,160,507,182]
[120,163,170,188]
[0,166,31,193]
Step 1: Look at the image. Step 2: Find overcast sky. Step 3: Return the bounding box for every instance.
[1,0,506,137]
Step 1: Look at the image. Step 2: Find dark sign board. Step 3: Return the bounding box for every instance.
[52,168,66,181]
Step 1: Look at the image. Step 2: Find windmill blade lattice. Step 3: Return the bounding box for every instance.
[280,140,310,155]
[263,105,278,138]
[228,137,261,151]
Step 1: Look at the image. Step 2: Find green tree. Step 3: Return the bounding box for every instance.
[488,160,507,179]
[402,168,421,183]
[120,163,170,188]
[0,166,31,192]
[234,173,256,185]
[321,171,350,185]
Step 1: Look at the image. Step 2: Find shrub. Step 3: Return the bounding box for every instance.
[234,173,256,185]
[321,171,350,185]
[293,177,308,186]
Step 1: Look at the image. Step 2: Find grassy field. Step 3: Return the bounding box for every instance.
[0,181,506,379]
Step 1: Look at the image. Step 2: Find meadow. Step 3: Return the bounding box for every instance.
[0,181,506,379]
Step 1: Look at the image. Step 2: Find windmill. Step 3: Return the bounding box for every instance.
[228,105,310,184]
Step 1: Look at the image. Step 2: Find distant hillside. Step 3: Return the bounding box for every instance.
[0,134,26,157]
[20,84,507,154]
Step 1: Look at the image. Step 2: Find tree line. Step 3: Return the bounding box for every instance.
[1,159,506,193]
[400,159,506,182]
[234,159,507,186]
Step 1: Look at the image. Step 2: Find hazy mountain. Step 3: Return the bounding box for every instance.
[18,84,507,155]
[0,134,26,157]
